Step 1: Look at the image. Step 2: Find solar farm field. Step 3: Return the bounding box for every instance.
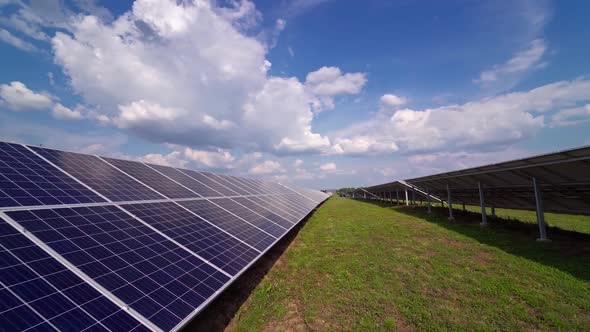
[209,196,589,331]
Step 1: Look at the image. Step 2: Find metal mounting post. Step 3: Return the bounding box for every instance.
[478,181,487,226]
[533,177,550,241]
[426,188,432,214]
[447,184,454,221]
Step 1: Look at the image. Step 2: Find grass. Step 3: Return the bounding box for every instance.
[388,199,590,235]
[225,196,590,331]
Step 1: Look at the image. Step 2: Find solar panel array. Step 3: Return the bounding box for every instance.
[0,142,329,331]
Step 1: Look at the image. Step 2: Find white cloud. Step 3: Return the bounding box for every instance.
[183,147,236,169]
[52,103,83,120]
[294,159,304,167]
[332,78,590,155]
[249,160,284,174]
[0,81,53,111]
[380,94,407,108]
[475,39,547,87]
[141,151,187,168]
[551,104,590,127]
[305,66,366,111]
[0,28,39,52]
[51,0,359,156]
[319,162,336,171]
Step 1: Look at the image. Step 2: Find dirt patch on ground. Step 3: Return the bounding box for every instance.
[472,251,490,266]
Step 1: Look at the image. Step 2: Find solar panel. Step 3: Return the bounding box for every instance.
[146,164,222,198]
[212,198,287,237]
[178,199,276,251]
[5,205,230,331]
[245,196,300,223]
[32,147,164,202]
[230,197,293,229]
[0,141,329,331]
[0,214,146,331]
[0,142,105,208]
[179,170,238,196]
[204,173,252,195]
[101,158,197,199]
[120,201,259,276]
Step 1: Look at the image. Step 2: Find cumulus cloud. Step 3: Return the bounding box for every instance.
[0,81,53,111]
[380,94,407,108]
[183,147,236,169]
[52,103,83,120]
[140,151,187,168]
[249,160,284,174]
[319,162,336,171]
[475,39,547,89]
[50,0,363,156]
[305,66,367,111]
[332,78,590,154]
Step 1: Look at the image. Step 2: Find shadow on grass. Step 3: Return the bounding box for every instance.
[354,199,590,282]
[183,202,323,331]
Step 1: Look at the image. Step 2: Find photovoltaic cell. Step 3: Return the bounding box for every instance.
[212,198,287,237]
[245,196,300,223]
[121,202,259,276]
[178,199,276,251]
[230,197,293,229]
[0,143,105,208]
[204,174,252,195]
[180,170,238,196]
[5,206,230,331]
[0,215,146,331]
[257,195,307,219]
[102,158,197,199]
[228,176,266,195]
[31,147,164,202]
[147,164,222,198]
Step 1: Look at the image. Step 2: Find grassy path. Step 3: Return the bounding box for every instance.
[226,196,589,331]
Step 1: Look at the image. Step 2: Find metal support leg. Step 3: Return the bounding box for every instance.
[533,177,550,241]
[462,202,466,211]
[491,205,496,218]
[412,188,416,206]
[478,182,487,226]
[427,188,432,214]
[405,189,409,206]
[447,184,455,221]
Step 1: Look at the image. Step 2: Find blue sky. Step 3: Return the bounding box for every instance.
[1,0,589,189]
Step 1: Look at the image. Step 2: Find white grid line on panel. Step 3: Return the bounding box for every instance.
[23,144,113,203]
[169,195,319,332]
[0,279,60,331]
[182,171,239,196]
[117,205,233,279]
[0,211,160,332]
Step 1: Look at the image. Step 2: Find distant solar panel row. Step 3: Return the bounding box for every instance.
[0,141,329,331]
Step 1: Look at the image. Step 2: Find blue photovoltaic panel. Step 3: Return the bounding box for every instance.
[265,195,309,216]
[31,147,164,202]
[204,173,252,195]
[212,198,286,237]
[179,199,276,251]
[0,142,105,208]
[236,178,269,195]
[121,202,259,276]
[6,206,230,331]
[245,196,300,223]
[102,158,196,199]
[180,170,238,196]
[278,193,316,211]
[226,176,265,195]
[0,215,146,331]
[257,195,307,219]
[147,164,223,198]
[230,197,293,229]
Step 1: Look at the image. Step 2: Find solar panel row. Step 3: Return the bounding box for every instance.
[0,141,329,331]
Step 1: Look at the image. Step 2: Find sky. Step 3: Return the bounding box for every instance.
[1,0,589,190]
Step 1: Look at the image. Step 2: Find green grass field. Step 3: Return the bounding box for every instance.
[225,196,590,331]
